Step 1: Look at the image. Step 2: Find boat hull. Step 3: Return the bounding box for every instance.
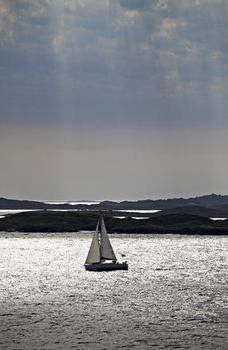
[85,262,128,272]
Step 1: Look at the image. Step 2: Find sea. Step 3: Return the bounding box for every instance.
[0,232,227,350]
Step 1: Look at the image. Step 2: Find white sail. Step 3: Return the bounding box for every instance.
[85,219,101,264]
[100,217,117,261]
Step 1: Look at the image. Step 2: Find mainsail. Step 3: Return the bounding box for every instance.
[85,217,116,264]
[100,217,117,261]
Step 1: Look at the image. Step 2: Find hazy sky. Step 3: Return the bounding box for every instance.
[1,0,228,200]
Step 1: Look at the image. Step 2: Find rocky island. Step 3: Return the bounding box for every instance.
[0,210,228,235]
[1,194,228,234]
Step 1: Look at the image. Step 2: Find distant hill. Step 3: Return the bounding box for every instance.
[0,197,50,209]
[95,194,228,210]
[150,205,228,218]
[0,197,80,210]
[1,194,228,211]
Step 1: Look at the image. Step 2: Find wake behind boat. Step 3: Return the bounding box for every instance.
[84,217,128,271]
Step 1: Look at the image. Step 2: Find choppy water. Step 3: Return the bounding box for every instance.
[0,233,227,350]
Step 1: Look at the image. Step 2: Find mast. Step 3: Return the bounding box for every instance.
[85,217,117,264]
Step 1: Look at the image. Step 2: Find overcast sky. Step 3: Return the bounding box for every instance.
[1,0,228,200]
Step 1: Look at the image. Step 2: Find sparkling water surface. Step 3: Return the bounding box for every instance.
[0,233,227,350]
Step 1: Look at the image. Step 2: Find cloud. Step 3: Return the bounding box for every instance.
[119,0,153,11]
[0,0,228,127]
[0,1,17,45]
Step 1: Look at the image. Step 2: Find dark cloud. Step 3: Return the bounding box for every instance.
[0,0,228,128]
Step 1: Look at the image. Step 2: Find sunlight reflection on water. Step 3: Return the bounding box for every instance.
[0,233,227,350]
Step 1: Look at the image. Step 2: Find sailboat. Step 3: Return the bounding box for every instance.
[85,217,128,271]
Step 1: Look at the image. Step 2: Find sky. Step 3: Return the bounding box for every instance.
[0,0,228,200]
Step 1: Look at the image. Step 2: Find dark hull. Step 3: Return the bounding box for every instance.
[85,262,128,271]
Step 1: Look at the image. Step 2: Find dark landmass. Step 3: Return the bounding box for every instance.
[104,205,228,218]
[0,197,75,210]
[150,205,228,218]
[1,194,228,235]
[0,211,228,235]
[1,193,228,211]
